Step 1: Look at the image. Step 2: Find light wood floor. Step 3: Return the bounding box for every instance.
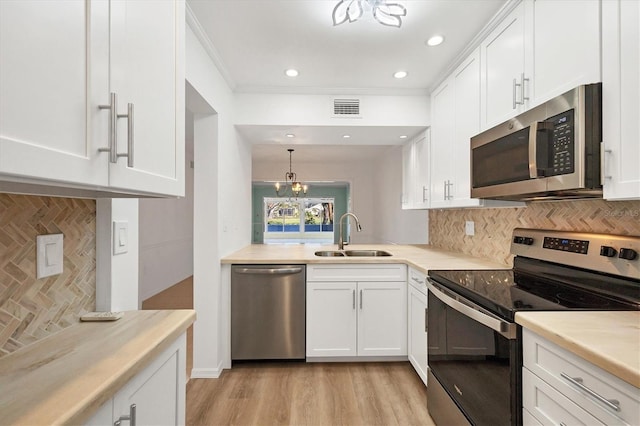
[144,277,435,426]
[141,276,193,376]
[186,361,435,426]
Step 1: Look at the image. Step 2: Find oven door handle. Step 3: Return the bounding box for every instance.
[427,279,517,340]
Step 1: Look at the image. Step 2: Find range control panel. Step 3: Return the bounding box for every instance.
[511,228,639,280]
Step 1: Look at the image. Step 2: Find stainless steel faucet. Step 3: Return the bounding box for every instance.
[338,212,362,250]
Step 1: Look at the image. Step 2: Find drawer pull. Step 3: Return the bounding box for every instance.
[560,373,621,412]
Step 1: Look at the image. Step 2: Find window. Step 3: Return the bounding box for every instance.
[264,197,334,243]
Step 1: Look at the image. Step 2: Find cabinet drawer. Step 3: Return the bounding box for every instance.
[523,368,604,426]
[523,329,639,425]
[307,264,407,282]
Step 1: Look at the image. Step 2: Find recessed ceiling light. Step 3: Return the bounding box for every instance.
[286,133,295,138]
[285,69,299,77]
[343,134,351,139]
[399,135,408,139]
[393,71,408,79]
[426,35,444,46]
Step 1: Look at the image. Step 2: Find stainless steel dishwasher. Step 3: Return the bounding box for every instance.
[231,264,306,360]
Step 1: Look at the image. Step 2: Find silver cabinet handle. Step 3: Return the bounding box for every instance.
[114,404,136,426]
[422,186,428,202]
[359,289,363,309]
[99,92,118,163]
[602,143,612,180]
[520,73,529,105]
[352,289,356,310]
[447,181,453,200]
[443,180,447,200]
[117,103,134,167]
[513,78,518,109]
[560,373,621,412]
[412,276,425,285]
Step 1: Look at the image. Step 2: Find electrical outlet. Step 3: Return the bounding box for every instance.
[465,221,475,236]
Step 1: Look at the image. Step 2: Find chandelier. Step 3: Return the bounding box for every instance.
[275,149,308,198]
[332,0,407,28]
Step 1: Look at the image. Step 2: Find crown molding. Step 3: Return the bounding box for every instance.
[185,3,236,91]
[427,0,523,94]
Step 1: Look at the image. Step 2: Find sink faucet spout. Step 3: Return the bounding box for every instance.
[338,212,362,250]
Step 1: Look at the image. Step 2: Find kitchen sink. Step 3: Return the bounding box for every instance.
[314,250,345,257]
[343,250,392,257]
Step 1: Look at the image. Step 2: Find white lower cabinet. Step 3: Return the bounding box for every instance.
[306,264,407,359]
[407,267,427,386]
[85,333,186,426]
[522,329,639,426]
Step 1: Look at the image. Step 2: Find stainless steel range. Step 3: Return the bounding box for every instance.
[426,228,640,426]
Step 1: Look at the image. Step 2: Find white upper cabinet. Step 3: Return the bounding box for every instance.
[429,77,455,208]
[602,0,640,200]
[0,0,184,197]
[524,0,600,108]
[480,2,527,129]
[401,130,430,209]
[480,0,601,130]
[0,0,108,186]
[108,0,185,196]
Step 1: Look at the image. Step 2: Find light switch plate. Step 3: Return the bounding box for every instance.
[465,221,475,236]
[36,234,63,279]
[113,221,129,255]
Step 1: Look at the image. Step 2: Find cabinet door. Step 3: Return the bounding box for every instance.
[306,282,357,357]
[429,78,455,208]
[525,0,600,108]
[451,49,481,206]
[357,281,407,357]
[108,0,185,196]
[480,2,526,128]
[401,141,414,209]
[0,0,108,185]
[602,0,640,200]
[413,132,430,209]
[113,338,183,426]
[408,285,428,385]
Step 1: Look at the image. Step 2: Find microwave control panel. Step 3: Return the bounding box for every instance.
[548,110,575,176]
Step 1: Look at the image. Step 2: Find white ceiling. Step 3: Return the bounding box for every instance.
[187,0,507,164]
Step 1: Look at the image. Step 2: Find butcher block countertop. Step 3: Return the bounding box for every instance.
[221,243,509,273]
[0,309,196,426]
[516,311,640,388]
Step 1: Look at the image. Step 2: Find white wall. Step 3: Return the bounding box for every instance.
[374,146,429,244]
[186,14,252,378]
[235,93,430,127]
[138,130,194,303]
[96,198,139,312]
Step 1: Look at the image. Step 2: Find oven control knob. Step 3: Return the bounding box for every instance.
[513,236,524,244]
[600,246,617,257]
[619,248,638,261]
[522,237,534,245]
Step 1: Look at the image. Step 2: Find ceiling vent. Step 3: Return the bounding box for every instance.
[332,98,361,118]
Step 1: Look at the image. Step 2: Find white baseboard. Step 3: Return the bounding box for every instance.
[190,366,223,379]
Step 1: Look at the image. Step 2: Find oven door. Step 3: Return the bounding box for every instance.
[427,279,521,426]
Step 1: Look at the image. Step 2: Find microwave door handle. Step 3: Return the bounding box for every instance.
[528,124,539,178]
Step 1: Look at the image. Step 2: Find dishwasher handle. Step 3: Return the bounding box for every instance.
[234,267,303,275]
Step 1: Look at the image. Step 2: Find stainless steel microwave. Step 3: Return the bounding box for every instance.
[470,83,602,201]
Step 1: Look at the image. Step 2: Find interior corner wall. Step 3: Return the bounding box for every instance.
[186,22,252,378]
[374,146,429,244]
[138,132,195,304]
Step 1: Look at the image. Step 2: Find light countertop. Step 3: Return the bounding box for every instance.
[221,243,509,273]
[516,311,640,388]
[0,309,196,425]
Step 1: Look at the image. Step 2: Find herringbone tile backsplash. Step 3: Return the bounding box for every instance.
[0,194,96,357]
[429,200,640,266]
